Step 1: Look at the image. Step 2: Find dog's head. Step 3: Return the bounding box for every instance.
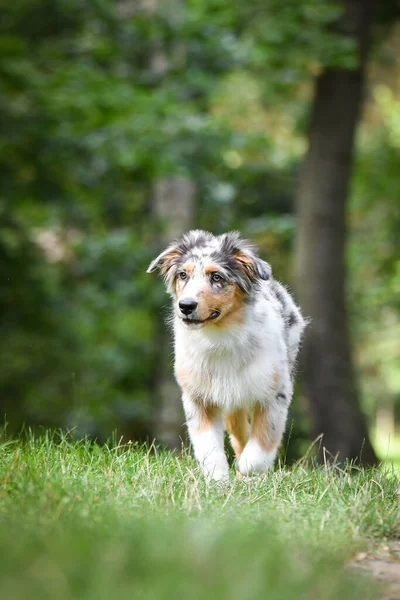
[147,230,271,329]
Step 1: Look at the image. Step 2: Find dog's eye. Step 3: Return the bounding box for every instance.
[178,271,187,281]
[211,272,223,283]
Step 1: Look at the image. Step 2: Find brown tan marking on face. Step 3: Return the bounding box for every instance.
[204,264,221,275]
[191,283,245,325]
[212,284,245,327]
[252,404,282,453]
[225,410,250,457]
[182,262,194,275]
[197,285,227,319]
[176,280,236,322]
[203,265,245,325]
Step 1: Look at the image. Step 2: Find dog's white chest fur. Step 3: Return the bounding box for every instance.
[174,292,289,411]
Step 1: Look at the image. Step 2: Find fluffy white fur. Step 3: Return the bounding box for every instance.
[148,230,306,481]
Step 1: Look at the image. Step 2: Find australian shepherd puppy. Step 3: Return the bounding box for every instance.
[147,230,306,481]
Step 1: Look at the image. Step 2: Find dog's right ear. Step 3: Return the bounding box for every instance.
[146,243,182,289]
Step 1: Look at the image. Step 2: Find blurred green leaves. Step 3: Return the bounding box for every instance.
[0,0,398,442]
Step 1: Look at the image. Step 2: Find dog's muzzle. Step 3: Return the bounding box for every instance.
[179,306,221,326]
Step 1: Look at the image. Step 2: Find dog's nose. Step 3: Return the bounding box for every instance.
[179,298,198,315]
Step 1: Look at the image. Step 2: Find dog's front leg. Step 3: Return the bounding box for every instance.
[182,393,229,482]
[236,401,287,476]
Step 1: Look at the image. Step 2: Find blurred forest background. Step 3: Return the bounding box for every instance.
[1,0,399,463]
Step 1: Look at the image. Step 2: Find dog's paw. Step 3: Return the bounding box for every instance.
[202,454,230,482]
[236,439,276,476]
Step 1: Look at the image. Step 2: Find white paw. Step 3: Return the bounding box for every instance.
[202,453,230,482]
[236,439,276,476]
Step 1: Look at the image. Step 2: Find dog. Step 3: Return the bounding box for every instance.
[147,230,306,481]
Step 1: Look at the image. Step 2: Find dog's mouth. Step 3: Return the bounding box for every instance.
[181,310,221,326]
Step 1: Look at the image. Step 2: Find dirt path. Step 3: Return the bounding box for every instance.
[353,542,400,600]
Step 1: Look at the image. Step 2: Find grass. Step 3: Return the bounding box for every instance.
[0,432,399,599]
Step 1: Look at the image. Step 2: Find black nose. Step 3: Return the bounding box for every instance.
[179,298,198,315]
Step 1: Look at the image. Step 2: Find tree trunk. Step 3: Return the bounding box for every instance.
[294,0,378,465]
[137,0,195,448]
[151,178,195,448]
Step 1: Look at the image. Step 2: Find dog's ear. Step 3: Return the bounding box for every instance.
[220,231,271,288]
[235,249,271,281]
[147,242,184,292]
[147,243,181,276]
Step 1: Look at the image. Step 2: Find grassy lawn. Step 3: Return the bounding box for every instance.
[0,432,399,600]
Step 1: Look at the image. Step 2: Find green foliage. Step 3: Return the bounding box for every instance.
[0,0,358,205]
[0,0,399,443]
[349,80,400,413]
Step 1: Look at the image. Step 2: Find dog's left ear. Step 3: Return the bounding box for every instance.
[220,231,271,284]
[235,250,271,281]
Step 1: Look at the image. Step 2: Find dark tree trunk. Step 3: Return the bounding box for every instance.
[151,178,195,448]
[294,0,378,465]
[142,0,194,448]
